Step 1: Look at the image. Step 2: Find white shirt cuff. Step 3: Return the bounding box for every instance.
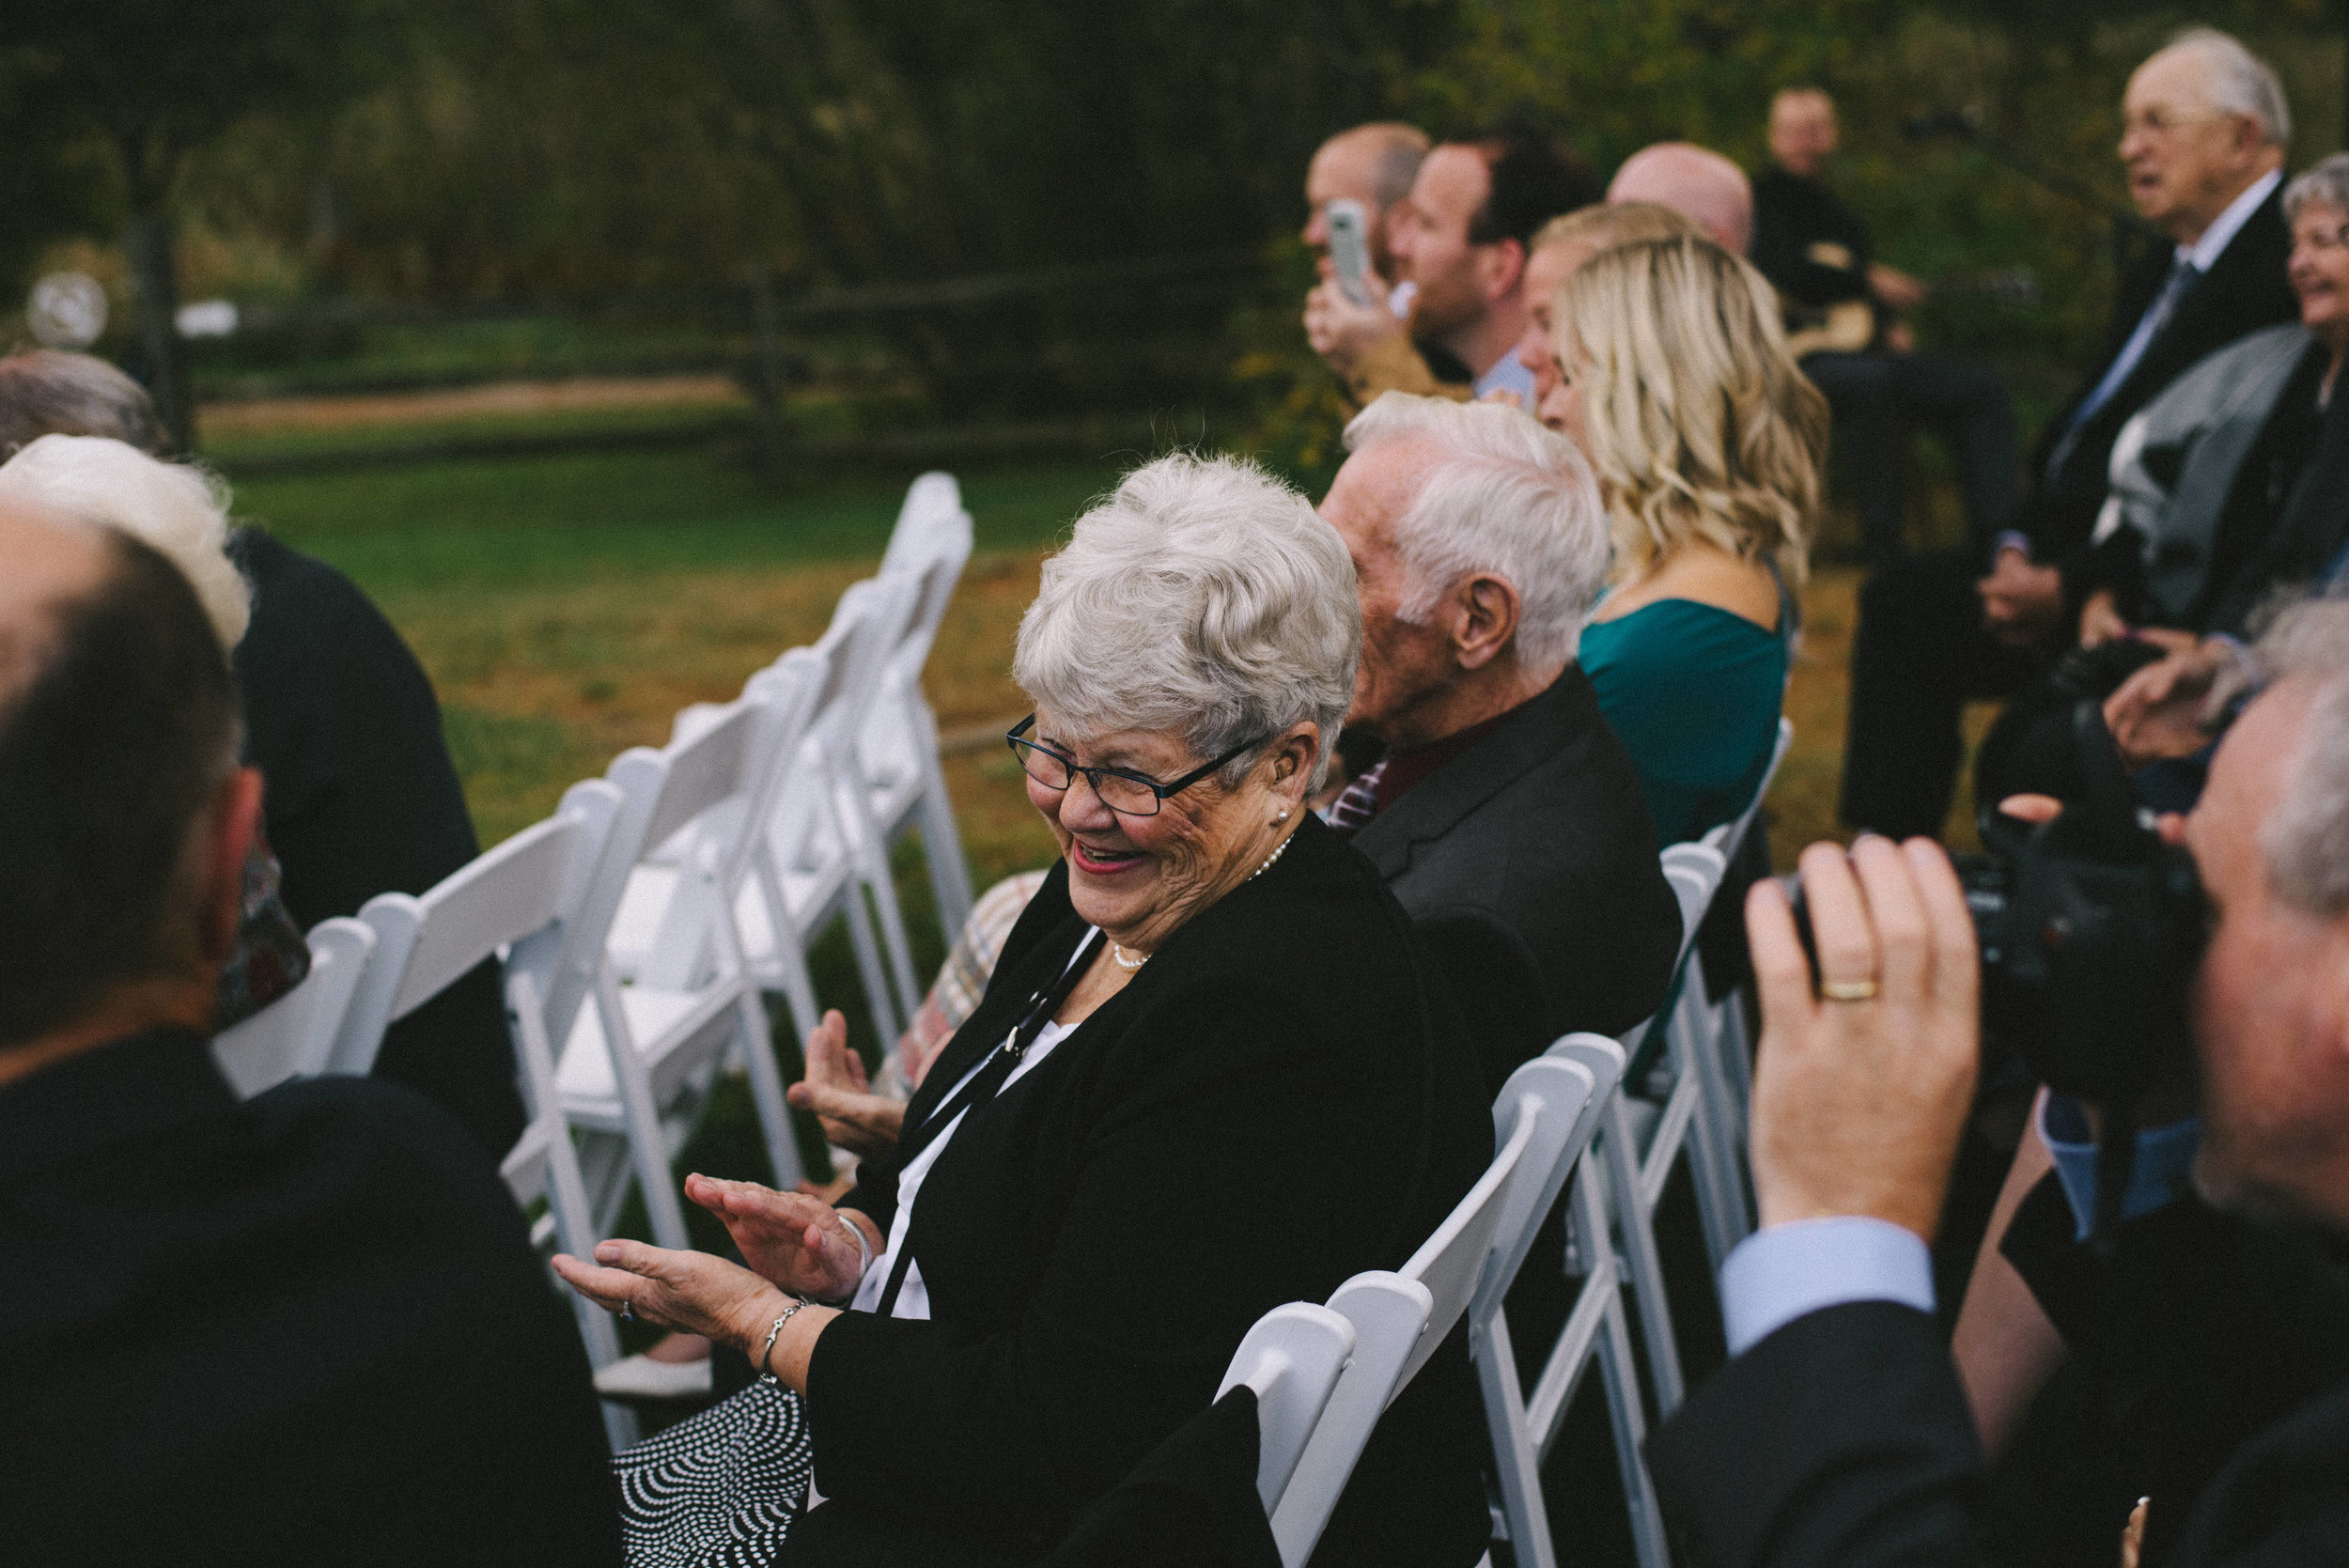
[1719,1216,1936,1358]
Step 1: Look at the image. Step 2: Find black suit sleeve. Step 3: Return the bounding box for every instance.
[1647,1303,1988,1568]
[804,978,1413,1543]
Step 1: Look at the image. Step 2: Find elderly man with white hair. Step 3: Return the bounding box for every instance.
[1843,25,2299,842]
[1319,392,1680,1086]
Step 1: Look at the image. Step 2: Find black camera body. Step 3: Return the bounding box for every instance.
[1802,703,2210,1248]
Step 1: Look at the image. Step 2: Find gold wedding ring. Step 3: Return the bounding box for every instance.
[1820,978,1880,1001]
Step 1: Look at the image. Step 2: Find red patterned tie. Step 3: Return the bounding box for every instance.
[1323,759,1389,838]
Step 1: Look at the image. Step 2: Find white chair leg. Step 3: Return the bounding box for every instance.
[1595,1285,1672,1568]
[1598,1093,1685,1416]
[1475,1308,1556,1568]
[837,883,905,1044]
[910,706,975,940]
[732,989,805,1191]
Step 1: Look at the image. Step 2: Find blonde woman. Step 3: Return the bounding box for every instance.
[1510,200,1702,414]
[1548,234,1829,844]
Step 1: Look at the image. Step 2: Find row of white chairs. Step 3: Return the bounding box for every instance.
[209,473,981,1444]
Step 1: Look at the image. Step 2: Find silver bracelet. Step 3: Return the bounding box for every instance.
[842,1217,875,1283]
[758,1298,808,1386]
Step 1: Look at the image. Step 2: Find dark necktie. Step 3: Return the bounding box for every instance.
[2048,255,2198,486]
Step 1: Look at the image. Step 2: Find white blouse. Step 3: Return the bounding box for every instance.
[847,931,1096,1321]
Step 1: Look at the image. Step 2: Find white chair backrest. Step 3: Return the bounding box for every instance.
[210,917,377,1097]
[1659,841,1729,955]
[806,576,918,751]
[334,783,622,1077]
[1470,1055,1601,1323]
[1268,1094,1545,1563]
[1213,1301,1356,1526]
[1394,1089,1543,1389]
[879,471,967,576]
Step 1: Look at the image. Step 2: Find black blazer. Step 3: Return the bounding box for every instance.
[2209,382,2349,637]
[803,815,1494,1567]
[1646,1298,2349,1568]
[2023,187,2296,575]
[0,1029,620,1567]
[1351,668,1680,1090]
[230,528,523,1157]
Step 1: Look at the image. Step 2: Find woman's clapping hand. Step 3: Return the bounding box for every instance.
[686,1172,873,1302]
[552,1240,784,1350]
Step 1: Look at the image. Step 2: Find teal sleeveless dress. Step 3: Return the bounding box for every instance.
[1579,598,1789,849]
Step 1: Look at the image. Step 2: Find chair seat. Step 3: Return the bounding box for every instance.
[556,983,742,1125]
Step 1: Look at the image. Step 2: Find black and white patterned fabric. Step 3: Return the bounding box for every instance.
[614,1380,814,1568]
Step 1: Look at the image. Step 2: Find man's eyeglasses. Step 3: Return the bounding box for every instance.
[1005,715,1267,818]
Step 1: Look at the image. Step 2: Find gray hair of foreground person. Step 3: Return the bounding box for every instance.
[1012,452,1361,791]
[2157,25,2291,147]
[0,349,169,459]
[0,434,246,651]
[2254,592,2349,916]
[1342,391,1611,670]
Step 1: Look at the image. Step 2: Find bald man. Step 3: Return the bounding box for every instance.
[0,499,620,1563]
[1608,142,1753,254]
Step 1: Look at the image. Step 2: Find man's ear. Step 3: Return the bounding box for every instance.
[197,768,265,967]
[1451,574,1523,672]
[1481,237,1527,303]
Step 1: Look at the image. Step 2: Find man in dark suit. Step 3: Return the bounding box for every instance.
[1841,27,2296,840]
[1646,596,2349,1567]
[1315,390,1681,1088]
[0,498,619,1565]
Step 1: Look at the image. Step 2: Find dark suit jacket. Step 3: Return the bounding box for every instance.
[0,1028,619,1567]
[2023,187,2296,582]
[2209,380,2349,637]
[229,528,523,1156]
[801,815,1493,1567]
[1351,668,1680,1091]
[1647,1297,2349,1568]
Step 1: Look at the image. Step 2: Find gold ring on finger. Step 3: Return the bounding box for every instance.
[1820,977,1879,1001]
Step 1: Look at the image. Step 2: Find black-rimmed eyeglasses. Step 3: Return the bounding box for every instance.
[1005,715,1267,817]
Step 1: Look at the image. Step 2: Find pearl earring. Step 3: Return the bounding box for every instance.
[1275,808,1291,824]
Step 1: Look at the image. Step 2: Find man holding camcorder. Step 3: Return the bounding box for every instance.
[1647,593,2349,1567]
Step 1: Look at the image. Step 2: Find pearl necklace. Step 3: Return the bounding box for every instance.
[1108,828,1296,972]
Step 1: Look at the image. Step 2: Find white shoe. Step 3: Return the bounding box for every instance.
[595,1352,714,1402]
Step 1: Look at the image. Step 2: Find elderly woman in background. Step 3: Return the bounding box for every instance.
[555,453,1493,1568]
[1542,233,1828,846]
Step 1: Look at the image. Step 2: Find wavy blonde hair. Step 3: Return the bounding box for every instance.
[1552,234,1827,588]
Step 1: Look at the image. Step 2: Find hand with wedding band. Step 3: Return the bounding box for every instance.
[1744,835,1982,1242]
[552,1239,800,1358]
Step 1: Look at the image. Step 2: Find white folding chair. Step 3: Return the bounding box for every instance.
[1586,839,1730,1420]
[1269,1087,1546,1565]
[864,509,972,943]
[1213,1300,1358,1561]
[554,698,808,1252]
[1479,1043,1669,1568]
[1695,716,1797,1167]
[210,917,377,1098]
[325,782,637,1447]
[732,637,918,1047]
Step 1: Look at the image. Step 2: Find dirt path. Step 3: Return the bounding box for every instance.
[199,374,750,437]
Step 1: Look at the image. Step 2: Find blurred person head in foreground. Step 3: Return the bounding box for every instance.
[0,495,619,1563]
[1607,142,1754,254]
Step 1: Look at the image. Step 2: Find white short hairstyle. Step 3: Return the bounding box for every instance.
[1341,393,1611,671]
[0,435,248,652]
[1013,453,1360,790]
[2253,590,2349,917]
[2156,26,2290,147]
[2283,153,2349,225]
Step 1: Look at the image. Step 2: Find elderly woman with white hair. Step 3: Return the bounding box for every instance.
[554,454,1494,1568]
